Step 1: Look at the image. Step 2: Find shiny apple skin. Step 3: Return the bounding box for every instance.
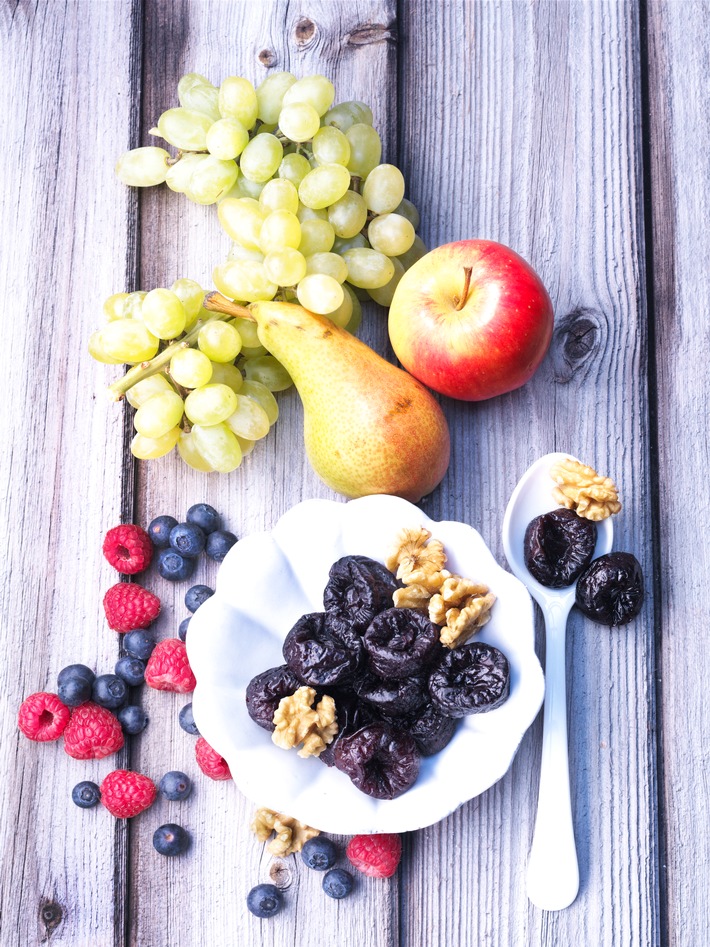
[388,240,554,401]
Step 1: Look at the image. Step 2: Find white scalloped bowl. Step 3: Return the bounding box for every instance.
[187,495,544,835]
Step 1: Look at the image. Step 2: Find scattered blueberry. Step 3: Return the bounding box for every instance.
[169,523,206,558]
[157,547,197,582]
[185,584,214,613]
[92,673,128,710]
[159,770,192,801]
[148,515,179,548]
[58,676,92,707]
[123,629,156,661]
[301,836,338,871]
[116,704,148,734]
[58,664,95,687]
[72,780,101,808]
[179,702,200,735]
[115,656,146,687]
[178,617,191,642]
[205,529,237,562]
[153,823,191,856]
[186,503,220,534]
[322,868,354,899]
[246,883,283,918]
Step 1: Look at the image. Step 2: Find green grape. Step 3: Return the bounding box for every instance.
[213,260,277,303]
[298,218,335,256]
[344,286,363,334]
[244,355,293,391]
[103,292,129,322]
[184,383,238,425]
[332,233,369,254]
[240,379,279,425]
[278,102,321,142]
[225,174,266,200]
[394,198,420,230]
[235,435,255,456]
[264,247,307,286]
[282,75,335,117]
[218,197,267,250]
[367,257,405,306]
[142,288,187,340]
[367,213,415,257]
[259,178,299,214]
[327,190,367,239]
[125,373,175,409]
[218,76,258,127]
[191,423,243,472]
[312,126,351,166]
[177,73,221,121]
[239,133,283,182]
[228,244,264,264]
[256,122,279,135]
[209,361,244,394]
[278,153,312,187]
[157,107,214,151]
[346,124,382,178]
[165,154,206,194]
[178,430,215,471]
[171,278,204,328]
[101,320,159,363]
[134,390,185,438]
[170,348,213,388]
[88,330,123,364]
[342,248,395,289]
[224,395,270,440]
[296,204,328,223]
[232,316,261,348]
[186,156,239,205]
[397,234,428,270]
[323,100,373,132]
[131,426,180,460]
[306,252,348,283]
[325,285,353,329]
[241,344,268,358]
[206,118,249,160]
[362,164,405,214]
[259,209,301,253]
[296,273,344,314]
[256,71,297,123]
[123,291,147,319]
[115,147,170,187]
[198,321,242,361]
[298,163,351,209]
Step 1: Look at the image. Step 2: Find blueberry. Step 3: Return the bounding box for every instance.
[186,503,220,534]
[169,523,206,558]
[92,673,128,710]
[115,656,146,687]
[58,676,92,707]
[205,529,237,562]
[178,702,200,735]
[322,868,354,899]
[123,629,156,661]
[159,770,192,801]
[116,704,148,734]
[72,780,100,808]
[246,883,283,918]
[185,584,214,613]
[178,617,191,641]
[148,515,178,548]
[301,836,338,871]
[157,547,197,582]
[58,664,95,687]
[153,823,191,856]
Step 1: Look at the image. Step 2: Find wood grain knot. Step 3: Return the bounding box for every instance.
[269,860,293,888]
[294,18,317,44]
[551,308,601,383]
[258,49,277,67]
[345,23,397,46]
[39,898,63,936]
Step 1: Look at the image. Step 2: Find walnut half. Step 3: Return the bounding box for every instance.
[251,807,319,856]
[272,686,338,759]
[429,575,496,649]
[550,457,621,521]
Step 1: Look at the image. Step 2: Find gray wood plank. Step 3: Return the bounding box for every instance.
[0,1,140,944]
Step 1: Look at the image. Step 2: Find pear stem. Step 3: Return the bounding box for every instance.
[202,291,255,321]
[454,266,473,311]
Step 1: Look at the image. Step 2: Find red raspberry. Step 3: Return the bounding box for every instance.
[18,692,71,742]
[144,639,196,693]
[346,833,402,878]
[103,582,160,632]
[63,702,124,759]
[100,769,157,818]
[103,524,153,574]
[195,737,231,780]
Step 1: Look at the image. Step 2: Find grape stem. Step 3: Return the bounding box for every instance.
[454,266,473,311]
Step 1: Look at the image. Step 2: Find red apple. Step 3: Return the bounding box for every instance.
[388,240,554,401]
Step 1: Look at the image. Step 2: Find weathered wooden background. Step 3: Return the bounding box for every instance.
[1,1,707,944]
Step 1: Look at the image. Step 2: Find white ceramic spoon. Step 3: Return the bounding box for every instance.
[502,452,613,911]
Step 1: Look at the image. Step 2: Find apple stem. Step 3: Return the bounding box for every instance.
[454,266,473,311]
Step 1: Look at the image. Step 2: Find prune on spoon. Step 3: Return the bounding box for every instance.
[283,612,360,688]
[353,671,428,717]
[524,507,597,588]
[385,702,458,757]
[323,555,398,640]
[246,665,302,731]
[575,552,644,625]
[363,607,441,680]
[318,690,377,767]
[428,642,510,718]
[333,722,421,799]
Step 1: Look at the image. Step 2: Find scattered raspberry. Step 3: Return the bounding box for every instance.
[100,770,157,818]
[144,639,196,693]
[195,737,232,780]
[346,833,402,878]
[103,582,160,632]
[18,692,71,742]
[103,524,153,575]
[63,702,124,759]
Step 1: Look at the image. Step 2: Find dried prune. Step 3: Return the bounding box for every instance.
[333,723,420,799]
[283,613,360,688]
[385,702,458,757]
[323,555,398,640]
[524,507,597,588]
[318,690,377,767]
[428,642,510,718]
[246,665,302,731]
[575,552,644,625]
[363,607,441,680]
[353,672,428,717]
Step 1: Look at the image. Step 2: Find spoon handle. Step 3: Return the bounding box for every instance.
[526,599,579,911]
